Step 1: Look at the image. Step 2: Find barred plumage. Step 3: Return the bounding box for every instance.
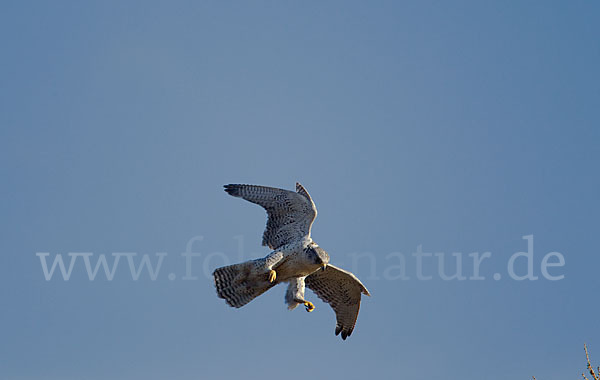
[224,183,316,250]
[213,261,275,308]
[305,265,370,340]
[214,182,370,340]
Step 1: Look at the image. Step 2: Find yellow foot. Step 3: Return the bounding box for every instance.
[304,301,315,312]
[268,270,277,283]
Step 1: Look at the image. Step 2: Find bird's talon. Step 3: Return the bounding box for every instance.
[268,270,277,283]
[304,301,315,312]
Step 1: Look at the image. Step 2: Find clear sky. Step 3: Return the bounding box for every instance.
[1,1,599,379]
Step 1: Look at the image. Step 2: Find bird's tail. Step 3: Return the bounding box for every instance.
[213,260,275,308]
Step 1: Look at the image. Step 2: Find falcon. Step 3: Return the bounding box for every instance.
[213,182,370,340]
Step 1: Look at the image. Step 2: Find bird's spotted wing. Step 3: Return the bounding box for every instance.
[224,183,317,250]
[305,264,370,340]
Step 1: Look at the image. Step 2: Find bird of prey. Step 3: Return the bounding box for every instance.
[213,182,370,340]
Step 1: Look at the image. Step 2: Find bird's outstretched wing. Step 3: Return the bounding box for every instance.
[305,264,370,340]
[224,183,317,250]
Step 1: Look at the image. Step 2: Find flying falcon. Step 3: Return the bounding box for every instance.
[213,182,370,340]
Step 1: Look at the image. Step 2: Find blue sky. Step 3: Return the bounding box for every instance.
[1,1,599,379]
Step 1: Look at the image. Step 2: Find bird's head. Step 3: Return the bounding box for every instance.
[307,244,330,270]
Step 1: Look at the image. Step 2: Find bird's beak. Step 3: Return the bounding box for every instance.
[321,264,327,272]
